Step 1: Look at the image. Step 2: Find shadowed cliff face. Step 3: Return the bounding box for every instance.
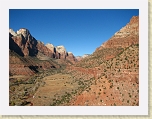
[66,52,77,64]
[10,28,38,56]
[9,33,24,57]
[36,41,54,58]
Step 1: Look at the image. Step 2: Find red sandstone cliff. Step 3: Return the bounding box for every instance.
[96,16,139,51]
[9,28,77,63]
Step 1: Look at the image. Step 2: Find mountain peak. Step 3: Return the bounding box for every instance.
[130,16,139,24]
[100,16,139,49]
[16,28,31,38]
[56,45,66,53]
[9,28,17,36]
[46,43,54,48]
[82,54,90,58]
[68,52,72,54]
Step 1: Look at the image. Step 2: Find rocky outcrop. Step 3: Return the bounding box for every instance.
[54,46,76,63]
[97,16,139,50]
[66,52,77,64]
[45,43,54,51]
[45,43,59,59]
[9,29,17,36]
[36,41,54,58]
[56,45,67,59]
[9,28,38,56]
[16,28,31,39]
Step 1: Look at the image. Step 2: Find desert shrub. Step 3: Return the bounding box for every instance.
[20,101,30,106]
[110,85,113,88]
[10,86,15,91]
[10,101,15,106]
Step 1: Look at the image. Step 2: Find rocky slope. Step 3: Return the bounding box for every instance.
[45,43,59,58]
[64,16,139,106]
[97,16,139,50]
[67,44,139,106]
[75,54,90,61]
[75,16,139,68]
[9,50,61,76]
[66,52,77,64]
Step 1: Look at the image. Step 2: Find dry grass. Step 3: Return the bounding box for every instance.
[27,73,79,106]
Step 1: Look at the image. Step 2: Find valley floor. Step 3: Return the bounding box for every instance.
[27,73,80,106]
[9,67,139,106]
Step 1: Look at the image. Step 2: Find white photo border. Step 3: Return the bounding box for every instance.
[0,0,148,115]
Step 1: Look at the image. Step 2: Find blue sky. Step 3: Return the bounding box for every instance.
[9,9,139,56]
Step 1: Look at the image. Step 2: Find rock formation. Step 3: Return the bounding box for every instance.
[45,43,54,51]
[9,29,17,36]
[66,52,77,64]
[56,45,67,59]
[97,16,139,50]
[36,41,54,58]
[9,28,38,56]
[46,43,59,59]
[54,45,76,63]
[9,28,77,63]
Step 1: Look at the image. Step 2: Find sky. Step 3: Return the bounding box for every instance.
[9,9,139,56]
